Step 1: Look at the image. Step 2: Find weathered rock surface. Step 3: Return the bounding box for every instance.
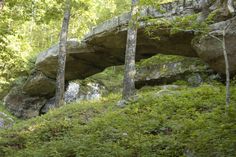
[34,2,236,90]
[30,2,200,97]
[135,57,211,88]
[40,82,105,114]
[3,55,214,118]
[35,2,199,82]
[4,0,236,119]
[193,16,236,75]
[23,71,56,97]
[4,87,47,119]
[0,112,14,129]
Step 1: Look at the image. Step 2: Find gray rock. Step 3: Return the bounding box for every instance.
[4,86,47,119]
[117,95,138,108]
[161,85,180,90]
[155,89,179,97]
[117,99,128,108]
[40,81,105,114]
[23,71,56,97]
[34,5,199,81]
[209,74,221,81]
[0,112,14,129]
[187,73,203,87]
[78,82,104,101]
[64,82,80,103]
[135,57,209,88]
[193,16,236,75]
[40,97,55,114]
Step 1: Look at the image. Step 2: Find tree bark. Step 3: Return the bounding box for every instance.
[122,0,139,101]
[54,0,71,108]
[222,28,230,108]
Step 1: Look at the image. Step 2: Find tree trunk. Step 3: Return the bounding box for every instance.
[122,0,139,101]
[54,0,71,108]
[222,28,230,108]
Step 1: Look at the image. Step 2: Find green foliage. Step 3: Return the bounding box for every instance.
[170,14,210,34]
[0,83,236,156]
[82,66,124,93]
[137,54,185,68]
[0,0,131,98]
[144,14,211,41]
[140,0,175,9]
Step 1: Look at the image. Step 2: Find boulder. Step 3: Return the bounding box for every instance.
[187,73,203,87]
[135,57,211,88]
[23,71,56,97]
[0,112,14,129]
[4,86,47,119]
[40,81,105,114]
[193,16,236,75]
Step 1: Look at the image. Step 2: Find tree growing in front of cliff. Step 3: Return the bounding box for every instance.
[54,0,71,108]
[142,0,233,110]
[198,0,232,109]
[121,0,139,104]
[208,26,231,109]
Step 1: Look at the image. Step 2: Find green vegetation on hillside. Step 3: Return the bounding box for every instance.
[0,83,236,157]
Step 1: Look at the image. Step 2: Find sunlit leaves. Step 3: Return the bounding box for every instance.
[0,0,131,97]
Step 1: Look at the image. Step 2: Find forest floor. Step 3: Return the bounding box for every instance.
[0,81,236,157]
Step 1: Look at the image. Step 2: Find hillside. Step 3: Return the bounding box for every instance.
[1,0,236,156]
[1,82,236,156]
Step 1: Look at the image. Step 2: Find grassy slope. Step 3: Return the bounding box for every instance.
[0,83,236,157]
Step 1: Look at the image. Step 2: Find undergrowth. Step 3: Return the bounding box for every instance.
[0,83,236,157]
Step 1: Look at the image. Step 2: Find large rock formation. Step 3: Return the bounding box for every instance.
[135,57,212,88]
[28,1,200,97]
[23,71,56,97]
[33,2,236,98]
[3,0,236,118]
[4,86,47,119]
[35,1,199,82]
[193,16,236,75]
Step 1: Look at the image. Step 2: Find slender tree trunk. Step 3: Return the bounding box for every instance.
[122,0,139,101]
[222,28,230,108]
[54,0,71,108]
